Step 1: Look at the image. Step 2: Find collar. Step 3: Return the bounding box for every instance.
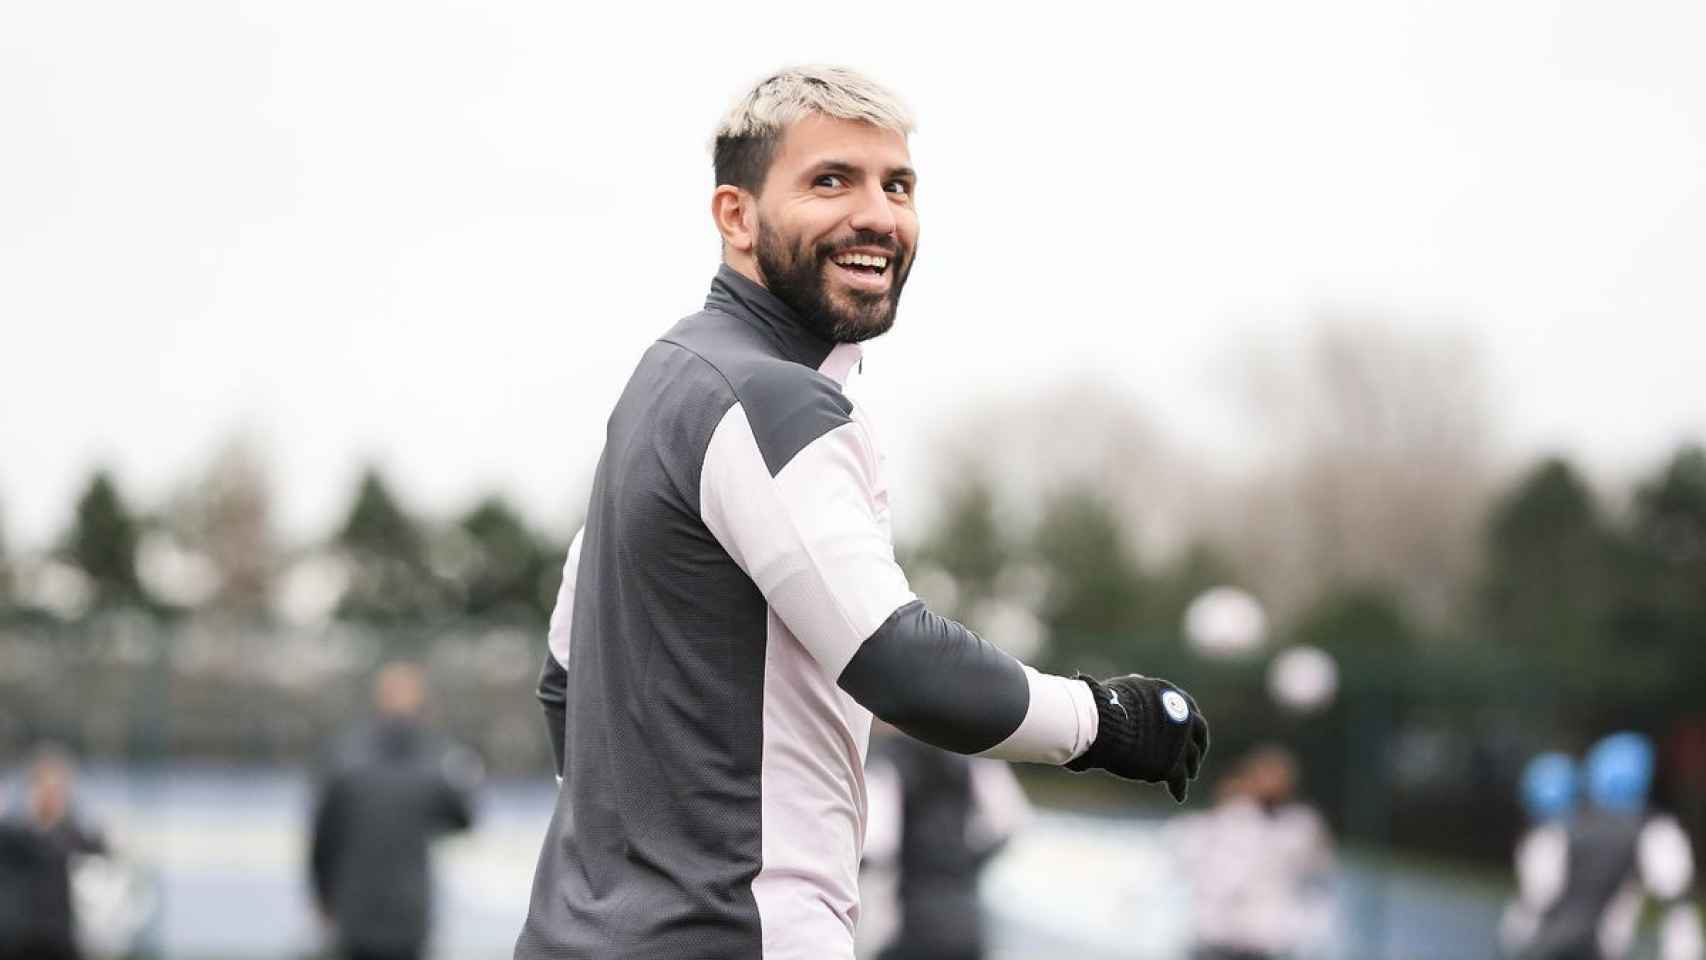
[705,265,862,386]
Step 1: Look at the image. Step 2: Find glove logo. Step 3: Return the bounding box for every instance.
[1161,690,1190,724]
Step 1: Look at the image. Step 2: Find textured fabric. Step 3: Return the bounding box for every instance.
[838,601,1028,754]
[518,267,1101,959]
[975,666,1097,764]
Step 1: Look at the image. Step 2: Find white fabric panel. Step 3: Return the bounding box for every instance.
[751,609,868,960]
[544,528,583,668]
[818,342,862,386]
[701,405,915,680]
[975,666,1098,764]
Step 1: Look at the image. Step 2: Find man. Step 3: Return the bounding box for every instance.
[1167,746,1335,960]
[0,746,98,960]
[1514,733,1702,960]
[859,726,1032,960]
[516,66,1210,960]
[310,662,480,960]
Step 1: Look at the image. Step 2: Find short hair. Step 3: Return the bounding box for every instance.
[713,65,915,194]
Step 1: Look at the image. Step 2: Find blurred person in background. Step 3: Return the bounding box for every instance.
[1166,745,1335,960]
[857,724,1031,960]
[516,64,1208,960]
[0,746,101,960]
[309,662,481,960]
[17,747,108,866]
[1502,752,1579,956]
[1514,732,1702,960]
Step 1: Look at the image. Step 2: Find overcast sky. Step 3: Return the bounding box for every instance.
[4,1,1703,549]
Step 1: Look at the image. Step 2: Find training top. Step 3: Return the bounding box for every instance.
[515,266,1098,960]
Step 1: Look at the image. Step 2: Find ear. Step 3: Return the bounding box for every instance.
[711,185,756,254]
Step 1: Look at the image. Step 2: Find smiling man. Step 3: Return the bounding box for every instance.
[515,66,1210,960]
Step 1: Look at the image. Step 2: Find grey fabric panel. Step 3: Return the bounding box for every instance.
[837,599,1031,755]
[733,360,853,476]
[663,309,851,479]
[516,333,768,959]
[535,653,566,778]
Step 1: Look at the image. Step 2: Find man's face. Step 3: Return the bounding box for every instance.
[751,114,919,343]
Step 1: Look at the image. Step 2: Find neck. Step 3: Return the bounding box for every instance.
[722,251,765,290]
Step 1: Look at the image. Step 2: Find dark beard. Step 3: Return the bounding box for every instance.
[754,221,912,344]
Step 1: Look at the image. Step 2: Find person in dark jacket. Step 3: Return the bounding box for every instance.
[861,727,1031,960]
[0,745,107,960]
[0,813,77,960]
[310,662,480,960]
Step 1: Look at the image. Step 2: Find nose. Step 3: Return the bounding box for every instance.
[847,180,897,238]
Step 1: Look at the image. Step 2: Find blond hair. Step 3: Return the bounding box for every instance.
[713,65,914,193]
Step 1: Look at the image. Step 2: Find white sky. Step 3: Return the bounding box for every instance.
[4,1,1704,549]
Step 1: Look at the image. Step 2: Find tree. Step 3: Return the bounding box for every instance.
[1030,485,1152,676]
[0,500,11,610]
[1477,458,1615,666]
[334,469,442,624]
[1291,584,1419,675]
[908,475,1008,613]
[1226,314,1492,628]
[65,469,144,609]
[165,437,277,617]
[456,495,551,623]
[1611,445,1706,698]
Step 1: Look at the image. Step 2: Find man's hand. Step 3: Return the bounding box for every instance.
[1065,674,1209,802]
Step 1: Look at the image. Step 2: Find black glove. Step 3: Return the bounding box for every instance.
[1066,674,1209,803]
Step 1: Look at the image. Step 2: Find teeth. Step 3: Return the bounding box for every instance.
[835,253,888,269]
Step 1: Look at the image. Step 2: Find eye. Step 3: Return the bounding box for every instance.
[885,180,912,196]
[813,174,846,189]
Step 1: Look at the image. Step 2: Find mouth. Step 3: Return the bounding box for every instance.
[826,249,894,293]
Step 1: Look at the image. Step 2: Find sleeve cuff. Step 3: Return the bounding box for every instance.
[975,667,1100,765]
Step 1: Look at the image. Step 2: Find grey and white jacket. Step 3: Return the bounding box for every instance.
[515,266,1096,960]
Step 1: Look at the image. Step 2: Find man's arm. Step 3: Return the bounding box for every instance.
[700,393,1206,796]
[537,529,582,780]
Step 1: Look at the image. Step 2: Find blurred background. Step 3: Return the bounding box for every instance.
[3,2,1704,958]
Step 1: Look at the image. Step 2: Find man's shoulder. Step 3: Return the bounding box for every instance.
[661,311,853,477]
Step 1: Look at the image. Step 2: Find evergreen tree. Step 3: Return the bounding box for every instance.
[1612,446,1706,698]
[66,469,144,609]
[458,495,550,622]
[909,478,1009,612]
[1030,486,1151,675]
[0,500,11,610]
[334,469,441,625]
[1478,458,1615,667]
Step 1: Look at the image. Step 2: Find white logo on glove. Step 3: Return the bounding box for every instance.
[1161,690,1190,723]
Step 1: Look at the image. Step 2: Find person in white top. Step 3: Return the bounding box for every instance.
[1166,746,1335,960]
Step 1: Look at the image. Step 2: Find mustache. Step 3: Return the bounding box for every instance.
[815,232,902,261]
